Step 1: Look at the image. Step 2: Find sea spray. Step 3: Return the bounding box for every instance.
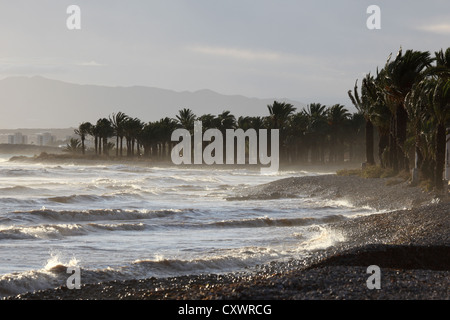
[0,161,377,298]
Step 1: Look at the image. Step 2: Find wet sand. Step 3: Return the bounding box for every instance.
[4,174,449,300]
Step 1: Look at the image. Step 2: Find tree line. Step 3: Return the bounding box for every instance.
[70,46,449,190]
[348,47,449,190]
[70,103,367,165]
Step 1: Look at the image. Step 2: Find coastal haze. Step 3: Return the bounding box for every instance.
[1,0,449,129]
[0,1,449,302]
[0,76,304,129]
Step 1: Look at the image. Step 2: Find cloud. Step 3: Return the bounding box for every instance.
[77,61,106,67]
[417,23,450,35]
[186,45,327,70]
[188,45,282,62]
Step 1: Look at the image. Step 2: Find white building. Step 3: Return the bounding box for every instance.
[37,132,55,146]
[8,132,28,145]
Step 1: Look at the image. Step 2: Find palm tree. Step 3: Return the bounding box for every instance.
[286,111,309,163]
[382,48,433,172]
[176,108,196,132]
[345,112,365,163]
[405,77,433,176]
[405,49,450,189]
[267,101,296,130]
[237,116,252,131]
[198,114,217,131]
[327,104,351,162]
[96,118,114,156]
[216,111,236,162]
[429,48,450,79]
[267,101,296,163]
[63,138,82,154]
[429,78,450,189]
[123,117,143,157]
[152,117,178,159]
[196,114,218,159]
[249,116,266,131]
[348,74,378,165]
[74,122,92,155]
[139,121,156,158]
[109,112,129,157]
[217,110,236,132]
[303,103,328,163]
[89,123,101,155]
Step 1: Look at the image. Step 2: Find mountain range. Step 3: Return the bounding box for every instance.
[0,76,305,129]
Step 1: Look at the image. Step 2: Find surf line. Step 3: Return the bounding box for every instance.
[171,121,279,173]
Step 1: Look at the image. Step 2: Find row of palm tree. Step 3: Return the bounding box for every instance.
[72,103,366,165]
[348,47,449,190]
[70,47,448,189]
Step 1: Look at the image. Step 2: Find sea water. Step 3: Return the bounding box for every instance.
[0,156,374,297]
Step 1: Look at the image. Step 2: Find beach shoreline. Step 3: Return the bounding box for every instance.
[3,168,448,300]
[6,152,365,173]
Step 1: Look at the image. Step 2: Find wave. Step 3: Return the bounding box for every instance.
[128,248,277,276]
[0,222,147,240]
[0,186,35,193]
[4,208,347,234]
[0,197,39,205]
[9,208,195,223]
[46,192,146,204]
[0,247,280,298]
[1,192,146,207]
[207,215,347,229]
[0,253,96,298]
[0,168,49,177]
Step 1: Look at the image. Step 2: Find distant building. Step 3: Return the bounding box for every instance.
[37,132,56,146]
[7,132,28,145]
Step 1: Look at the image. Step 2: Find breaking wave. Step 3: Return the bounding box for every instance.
[0,247,282,298]
[9,208,194,223]
[207,215,347,229]
[0,222,147,240]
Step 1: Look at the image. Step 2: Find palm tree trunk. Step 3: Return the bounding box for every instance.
[378,131,389,168]
[389,115,398,172]
[116,136,119,157]
[120,137,123,157]
[396,105,409,171]
[94,136,98,155]
[81,136,86,155]
[414,126,423,170]
[434,123,446,190]
[365,119,375,165]
[162,142,167,160]
[103,138,108,156]
[98,140,102,155]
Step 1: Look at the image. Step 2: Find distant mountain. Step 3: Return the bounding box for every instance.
[0,76,305,129]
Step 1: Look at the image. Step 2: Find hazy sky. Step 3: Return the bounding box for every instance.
[0,0,449,109]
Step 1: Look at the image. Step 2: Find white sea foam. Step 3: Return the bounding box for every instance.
[299,225,346,251]
[0,161,375,298]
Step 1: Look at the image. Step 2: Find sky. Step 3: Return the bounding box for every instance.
[0,0,449,111]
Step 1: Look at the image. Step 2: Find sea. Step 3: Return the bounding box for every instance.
[0,155,376,298]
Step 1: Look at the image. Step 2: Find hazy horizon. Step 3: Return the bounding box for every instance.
[1,1,450,128]
[0,75,307,129]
